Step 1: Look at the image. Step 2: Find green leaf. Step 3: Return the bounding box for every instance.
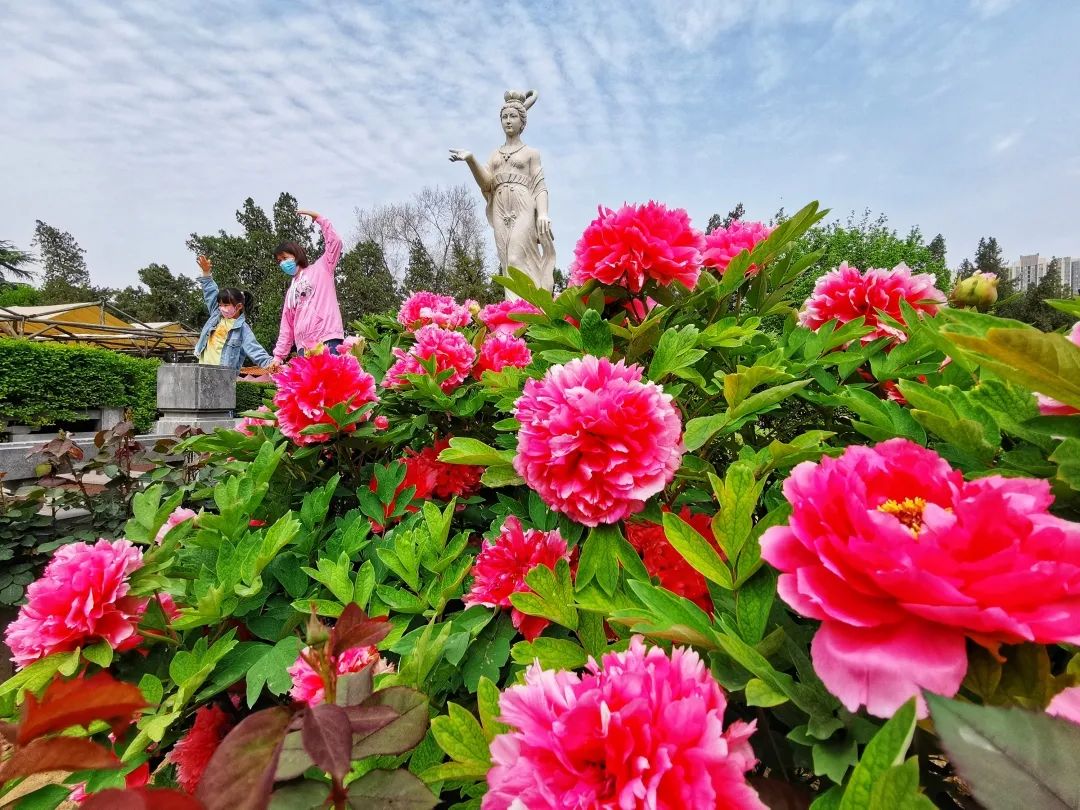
[578,309,613,357]
[480,464,524,488]
[346,769,438,809]
[476,677,508,741]
[461,615,516,693]
[576,525,621,595]
[83,640,114,669]
[246,636,303,707]
[868,758,936,809]
[511,637,589,671]
[744,678,788,708]
[927,693,1080,810]
[839,699,917,810]
[428,702,491,781]
[813,736,858,785]
[437,437,511,467]
[648,325,705,381]
[662,512,732,589]
[510,559,578,630]
[735,568,776,644]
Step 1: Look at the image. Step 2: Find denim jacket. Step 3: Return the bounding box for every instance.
[194,276,272,370]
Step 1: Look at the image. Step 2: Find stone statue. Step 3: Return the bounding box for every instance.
[450,90,555,298]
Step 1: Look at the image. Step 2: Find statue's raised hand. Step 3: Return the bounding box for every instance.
[448,149,472,163]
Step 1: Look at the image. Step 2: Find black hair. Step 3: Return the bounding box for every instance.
[218,287,253,313]
[274,241,309,268]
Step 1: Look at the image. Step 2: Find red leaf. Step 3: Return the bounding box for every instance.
[19,672,147,745]
[330,603,391,657]
[196,706,292,810]
[82,787,206,810]
[301,703,352,781]
[0,736,118,783]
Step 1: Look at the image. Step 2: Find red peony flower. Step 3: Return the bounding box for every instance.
[382,324,476,393]
[272,351,378,445]
[513,356,684,526]
[478,300,542,335]
[423,438,483,500]
[761,438,1080,718]
[368,454,439,532]
[484,637,765,810]
[474,333,532,379]
[397,291,472,331]
[626,507,721,613]
[569,202,706,292]
[168,705,234,793]
[373,415,390,430]
[702,220,775,276]
[464,516,571,640]
[798,262,945,343]
[5,539,146,668]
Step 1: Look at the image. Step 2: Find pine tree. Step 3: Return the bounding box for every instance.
[402,241,438,294]
[33,221,93,304]
[706,202,746,234]
[444,239,494,303]
[928,234,946,264]
[336,240,401,321]
[974,237,1006,276]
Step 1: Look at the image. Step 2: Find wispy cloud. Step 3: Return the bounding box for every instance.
[0,0,1077,282]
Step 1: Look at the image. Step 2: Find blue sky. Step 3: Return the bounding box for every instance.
[2,0,1079,288]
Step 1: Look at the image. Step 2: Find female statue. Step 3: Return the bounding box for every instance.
[450,90,555,297]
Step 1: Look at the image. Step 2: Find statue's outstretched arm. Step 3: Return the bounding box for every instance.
[449,149,493,194]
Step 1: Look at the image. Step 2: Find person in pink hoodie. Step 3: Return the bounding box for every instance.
[270,209,345,368]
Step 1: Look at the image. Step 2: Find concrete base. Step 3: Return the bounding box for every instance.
[154,364,237,436]
[0,434,175,482]
[154,416,238,434]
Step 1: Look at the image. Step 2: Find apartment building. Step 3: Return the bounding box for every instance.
[1005,254,1080,294]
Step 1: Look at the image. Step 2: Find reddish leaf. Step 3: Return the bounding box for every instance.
[352,688,429,758]
[0,736,117,783]
[345,769,438,809]
[330,603,391,657]
[343,704,398,737]
[302,703,352,781]
[19,672,147,745]
[82,787,206,810]
[196,706,292,810]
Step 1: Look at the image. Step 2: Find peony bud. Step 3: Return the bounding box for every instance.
[305,609,330,647]
[949,272,999,311]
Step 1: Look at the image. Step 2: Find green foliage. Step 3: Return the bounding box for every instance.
[0,339,158,430]
[0,282,41,307]
[236,381,274,413]
[32,220,97,304]
[337,240,402,321]
[110,263,205,328]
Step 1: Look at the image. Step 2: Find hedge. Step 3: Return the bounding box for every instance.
[235,380,274,413]
[0,339,159,432]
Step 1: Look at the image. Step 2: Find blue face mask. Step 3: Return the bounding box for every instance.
[279,258,298,276]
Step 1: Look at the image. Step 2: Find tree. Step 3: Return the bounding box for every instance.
[974,237,1007,276]
[187,193,317,348]
[706,202,746,234]
[33,221,95,304]
[354,185,491,296]
[956,258,975,279]
[789,210,951,302]
[111,263,204,327]
[928,234,946,264]
[336,240,401,322]
[0,283,41,307]
[444,239,498,304]
[0,240,35,281]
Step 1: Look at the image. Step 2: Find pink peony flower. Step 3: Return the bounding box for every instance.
[397,291,472,331]
[156,592,181,622]
[478,300,542,335]
[463,516,570,640]
[1047,687,1080,726]
[569,202,706,293]
[474,333,532,379]
[373,415,390,430]
[484,637,765,810]
[337,335,362,355]
[288,645,384,706]
[1035,322,1080,416]
[798,262,945,343]
[272,351,378,446]
[382,324,476,393]
[761,438,1080,718]
[5,539,146,668]
[237,405,275,436]
[702,220,775,276]
[513,356,684,526]
[168,705,234,793]
[155,506,196,544]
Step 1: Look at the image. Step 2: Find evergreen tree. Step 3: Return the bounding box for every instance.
[402,241,438,294]
[974,237,1006,276]
[111,264,204,326]
[928,234,946,263]
[336,240,401,321]
[0,240,34,281]
[33,221,94,304]
[444,239,495,303]
[706,202,746,234]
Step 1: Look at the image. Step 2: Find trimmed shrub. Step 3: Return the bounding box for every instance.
[235,380,274,413]
[0,339,158,432]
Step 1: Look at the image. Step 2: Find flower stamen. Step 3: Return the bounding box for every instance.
[878,497,928,536]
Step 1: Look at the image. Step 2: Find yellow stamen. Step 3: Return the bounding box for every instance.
[877,497,927,536]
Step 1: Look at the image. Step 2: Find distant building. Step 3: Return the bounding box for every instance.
[1005,254,1080,294]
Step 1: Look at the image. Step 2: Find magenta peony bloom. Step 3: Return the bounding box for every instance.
[478,300,542,335]
[155,506,196,544]
[463,516,570,640]
[761,438,1080,718]
[1036,322,1080,416]
[383,324,476,393]
[1048,687,1080,726]
[288,645,386,706]
[397,291,472,331]
[474,333,532,379]
[702,220,775,276]
[513,356,684,526]
[272,351,378,446]
[569,202,706,293]
[5,539,146,668]
[798,262,945,343]
[237,405,275,436]
[484,637,765,810]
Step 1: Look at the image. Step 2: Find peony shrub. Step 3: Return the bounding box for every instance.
[3,198,1079,810]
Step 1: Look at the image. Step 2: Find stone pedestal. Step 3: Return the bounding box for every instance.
[154,364,237,434]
